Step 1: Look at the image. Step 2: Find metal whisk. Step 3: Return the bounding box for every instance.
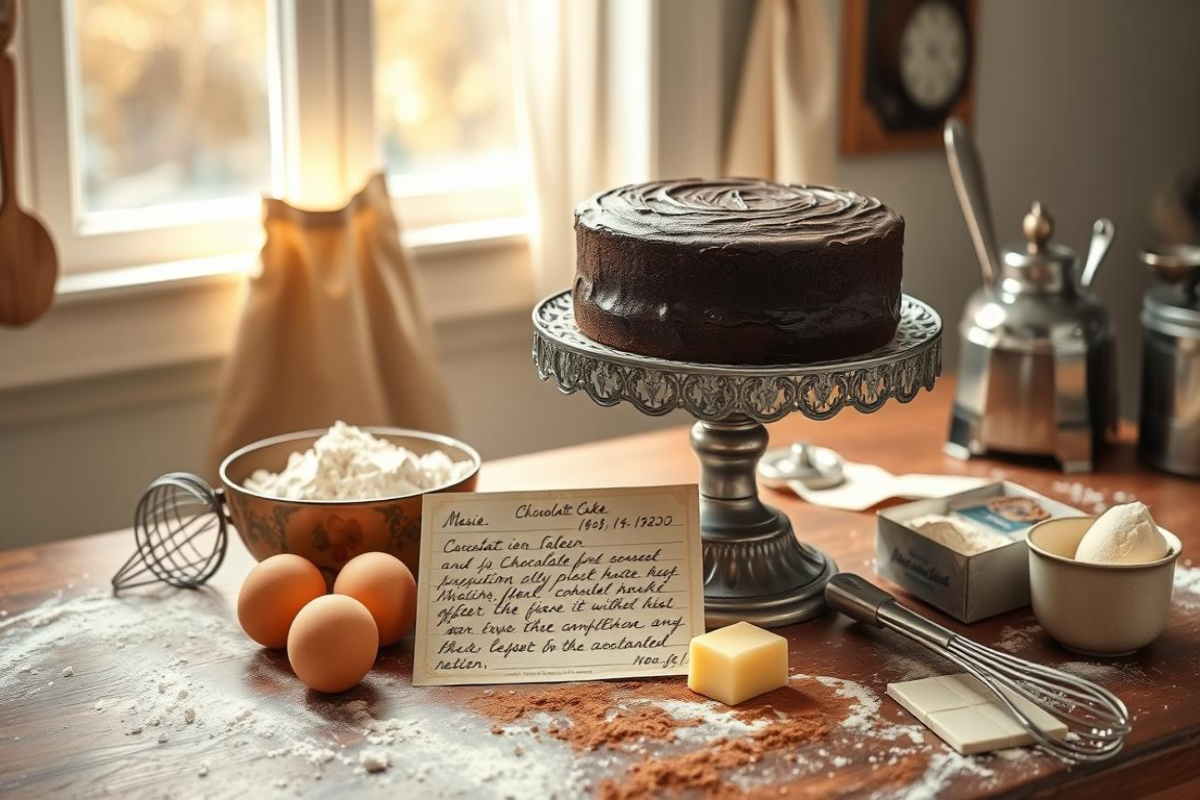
[825,573,1131,762]
[112,473,228,591]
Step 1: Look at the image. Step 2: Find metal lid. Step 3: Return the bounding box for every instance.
[1141,245,1200,337]
[1143,284,1200,338]
[999,202,1076,293]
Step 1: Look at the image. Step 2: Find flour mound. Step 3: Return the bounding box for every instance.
[244,421,474,501]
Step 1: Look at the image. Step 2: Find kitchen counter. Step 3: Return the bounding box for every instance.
[2,379,1198,798]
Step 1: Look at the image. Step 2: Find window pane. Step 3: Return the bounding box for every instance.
[73,0,273,214]
[375,0,518,180]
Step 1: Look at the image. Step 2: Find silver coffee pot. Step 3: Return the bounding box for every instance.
[942,119,1117,472]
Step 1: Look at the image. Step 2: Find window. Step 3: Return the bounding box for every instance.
[375,0,518,185]
[18,0,524,278]
[73,0,277,216]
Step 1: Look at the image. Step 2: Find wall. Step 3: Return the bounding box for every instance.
[4,0,1199,549]
[836,0,1200,408]
[720,0,1200,397]
[0,308,686,549]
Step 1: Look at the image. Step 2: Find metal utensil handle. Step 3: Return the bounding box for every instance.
[944,118,1000,290]
[825,573,954,650]
[1080,218,1115,288]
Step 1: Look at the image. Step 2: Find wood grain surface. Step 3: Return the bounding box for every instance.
[2,379,1198,799]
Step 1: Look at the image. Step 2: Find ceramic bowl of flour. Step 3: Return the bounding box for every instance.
[1027,516,1181,656]
[220,427,480,581]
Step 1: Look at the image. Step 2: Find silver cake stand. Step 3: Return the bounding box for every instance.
[532,291,942,628]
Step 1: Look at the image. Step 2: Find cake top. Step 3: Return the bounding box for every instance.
[575,178,902,252]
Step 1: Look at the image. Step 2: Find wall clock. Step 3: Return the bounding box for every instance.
[841,0,977,154]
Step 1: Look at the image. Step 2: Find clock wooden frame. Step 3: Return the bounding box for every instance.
[841,0,977,154]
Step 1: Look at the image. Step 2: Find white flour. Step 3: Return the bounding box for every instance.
[244,421,474,501]
[646,698,771,741]
[995,624,1041,654]
[906,514,1011,555]
[808,674,882,731]
[1,586,587,796]
[343,697,588,793]
[0,587,1081,797]
[902,750,997,800]
[1173,564,1200,609]
[1055,660,1147,685]
[1049,480,1136,516]
[3,589,375,789]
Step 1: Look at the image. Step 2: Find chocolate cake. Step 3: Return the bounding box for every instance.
[573,178,904,365]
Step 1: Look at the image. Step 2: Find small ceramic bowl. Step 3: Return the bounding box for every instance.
[219,427,480,582]
[1027,516,1182,656]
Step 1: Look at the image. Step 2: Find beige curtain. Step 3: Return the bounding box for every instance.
[725,0,837,185]
[510,0,608,296]
[207,173,453,474]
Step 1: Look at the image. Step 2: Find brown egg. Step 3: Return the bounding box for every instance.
[237,554,326,649]
[333,552,418,647]
[287,595,379,693]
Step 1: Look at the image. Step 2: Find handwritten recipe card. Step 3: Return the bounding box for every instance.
[413,485,705,686]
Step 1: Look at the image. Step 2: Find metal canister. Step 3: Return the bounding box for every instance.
[1139,246,1200,477]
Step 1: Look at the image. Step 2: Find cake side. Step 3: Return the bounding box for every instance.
[572,179,904,365]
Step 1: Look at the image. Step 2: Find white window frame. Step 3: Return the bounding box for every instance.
[17,0,527,279]
[1,0,724,396]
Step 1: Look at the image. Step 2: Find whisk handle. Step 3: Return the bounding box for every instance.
[825,573,895,622]
[825,573,954,650]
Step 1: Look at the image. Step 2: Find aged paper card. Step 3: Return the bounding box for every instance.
[413,485,704,686]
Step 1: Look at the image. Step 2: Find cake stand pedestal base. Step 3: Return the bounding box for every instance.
[691,417,837,627]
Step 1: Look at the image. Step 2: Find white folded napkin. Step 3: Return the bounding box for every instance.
[780,462,990,511]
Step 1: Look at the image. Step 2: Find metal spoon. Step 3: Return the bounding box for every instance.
[945,118,1000,290]
[758,442,845,490]
[1080,218,1114,289]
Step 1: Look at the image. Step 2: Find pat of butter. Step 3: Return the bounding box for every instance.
[687,621,788,706]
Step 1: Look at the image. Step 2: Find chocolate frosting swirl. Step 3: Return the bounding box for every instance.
[576,178,901,252]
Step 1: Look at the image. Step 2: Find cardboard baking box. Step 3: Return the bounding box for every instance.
[876,482,1084,623]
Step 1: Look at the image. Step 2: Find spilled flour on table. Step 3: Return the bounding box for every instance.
[995,623,1041,654]
[344,697,587,792]
[903,750,997,800]
[809,674,881,731]
[1173,564,1200,609]
[1049,480,1137,515]
[1056,660,1146,684]
[0,589,343,770]
[0,587,600,797]
[873,652,942,684]
[2,587,1062,798]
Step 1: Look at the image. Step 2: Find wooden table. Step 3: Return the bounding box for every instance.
[2,379,1198,799]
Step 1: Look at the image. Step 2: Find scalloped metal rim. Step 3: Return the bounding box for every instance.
[532,291,943,423]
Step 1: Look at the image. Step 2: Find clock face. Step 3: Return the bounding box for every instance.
[898,1,968,112]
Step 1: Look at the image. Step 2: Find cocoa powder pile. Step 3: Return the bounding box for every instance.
[596,678,842,799]
[468,681,700,752]
[467,676,925,799]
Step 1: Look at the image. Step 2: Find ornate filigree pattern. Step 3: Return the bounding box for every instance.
[533,292,942,423]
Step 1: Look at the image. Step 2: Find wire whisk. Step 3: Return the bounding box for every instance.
[112,473,229,591]
[826,573,1130,762]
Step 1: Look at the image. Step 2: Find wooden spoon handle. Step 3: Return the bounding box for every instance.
[0,1,14,215]
[0,1,15,50]
[0,57,15,216]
